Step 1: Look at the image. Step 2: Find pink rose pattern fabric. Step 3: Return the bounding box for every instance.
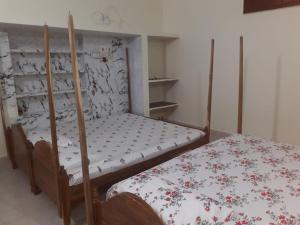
[108,135,300,225]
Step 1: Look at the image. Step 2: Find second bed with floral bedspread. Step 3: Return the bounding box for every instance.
[108,134,300,225]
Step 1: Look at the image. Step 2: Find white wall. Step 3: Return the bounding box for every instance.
[0,0,163,158]
[163,0,300,145]
[0,0,162,34]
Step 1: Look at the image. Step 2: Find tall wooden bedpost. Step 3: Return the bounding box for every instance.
[67,14,95,225]
[43,25,62,215]
[126,48,132,114]
[206,39,215,140]
[238,36,244,134]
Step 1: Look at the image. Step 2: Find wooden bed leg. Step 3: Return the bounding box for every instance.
[63,204,71,225]
[31,182,41,195]
[30,174,41,195]
[93,188,102,225]
[6,127,17,169]
[62,191,71,225]
[61,169,72,225]
[203,126,210,143]
[28,144,41,195]
[58,167,66,218]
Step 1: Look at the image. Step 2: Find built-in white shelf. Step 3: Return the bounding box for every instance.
[149,101,178,112]
[16,89,87,98]
[13,70,85,76]
[147,33,180,118]
[148,33,179,42]
[10,49,85,54]
[149,77,178,84]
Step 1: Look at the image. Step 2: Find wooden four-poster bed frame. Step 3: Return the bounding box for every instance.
[107,36,242,225]
[88,36,244,225]
[5,15,213,225]
[65,14,224,225]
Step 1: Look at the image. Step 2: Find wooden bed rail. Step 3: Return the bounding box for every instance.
[238,36,244,134]
[68,14,95,225]
[43,24,62,215]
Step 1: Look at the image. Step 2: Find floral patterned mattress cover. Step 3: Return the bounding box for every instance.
[108,134,300,225]
[26,113,204,186]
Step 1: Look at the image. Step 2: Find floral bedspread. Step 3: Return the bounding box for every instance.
[108,135,300,225]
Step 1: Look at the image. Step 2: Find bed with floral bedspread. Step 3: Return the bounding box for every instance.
[108,134,300,225]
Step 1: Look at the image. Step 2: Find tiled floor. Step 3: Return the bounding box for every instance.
[0,158,85,225]
[0,130,229,225]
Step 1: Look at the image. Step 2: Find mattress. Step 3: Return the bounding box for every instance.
[108,134,300,225]
[26,113,204,186]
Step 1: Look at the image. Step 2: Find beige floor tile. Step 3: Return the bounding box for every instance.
[0,158,80,225]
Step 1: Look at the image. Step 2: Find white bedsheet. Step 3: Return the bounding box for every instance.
[26,113,204,186]
[108,134,300,225]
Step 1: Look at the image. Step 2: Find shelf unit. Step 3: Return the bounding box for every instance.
[147,34,179,119]
[8,32,87,116]
[0,24,147,122]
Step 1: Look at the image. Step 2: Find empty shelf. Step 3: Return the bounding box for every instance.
[149,78,178,84]
[149,101,178,111]
[148,34,179,41]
